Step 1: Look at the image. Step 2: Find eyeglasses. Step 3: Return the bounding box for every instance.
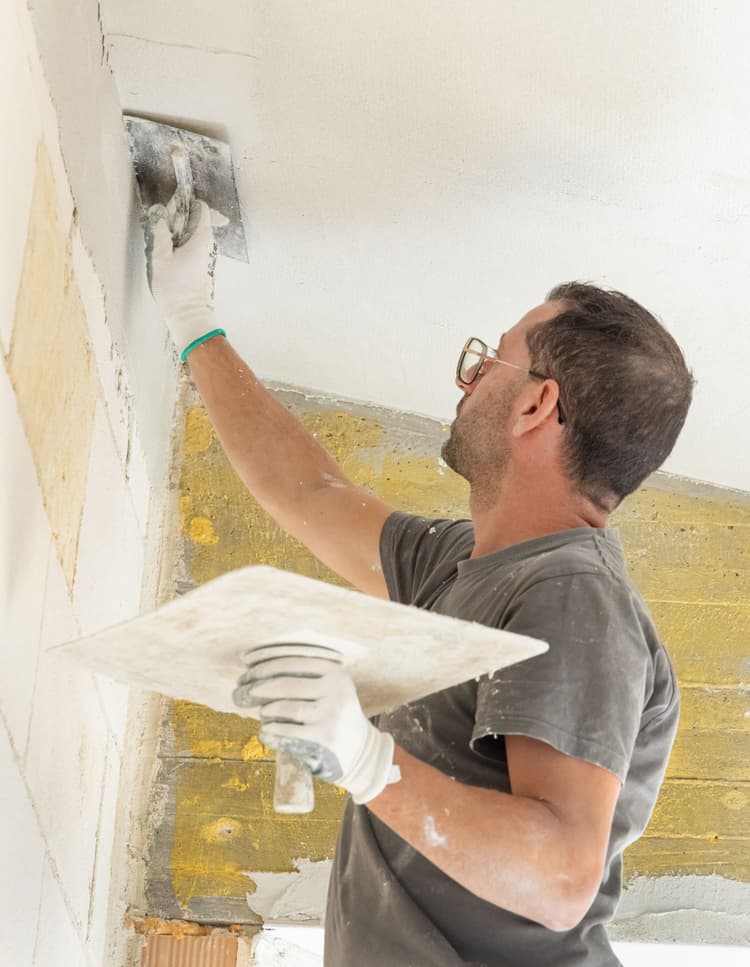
[456,337,566,425]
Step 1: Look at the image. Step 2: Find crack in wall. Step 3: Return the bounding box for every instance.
[105,32,259,60]
[96,1,110,69]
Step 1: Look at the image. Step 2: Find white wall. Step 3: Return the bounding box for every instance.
[0,2,173,964]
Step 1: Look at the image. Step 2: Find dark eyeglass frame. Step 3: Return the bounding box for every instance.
[457,337,566,425]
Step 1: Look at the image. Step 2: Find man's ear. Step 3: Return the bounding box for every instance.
[512,381,561,438]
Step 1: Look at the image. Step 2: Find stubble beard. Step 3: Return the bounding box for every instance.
[441,384,518,509]
[440,412,471,479]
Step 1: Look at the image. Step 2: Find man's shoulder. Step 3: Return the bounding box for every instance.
[385,512,474,566]
[505,529,675,684]
[381,512,474,605]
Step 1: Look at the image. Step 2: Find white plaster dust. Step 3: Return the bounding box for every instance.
[423,815,448,848]
[252,932,323,967]
[321,472,347,489]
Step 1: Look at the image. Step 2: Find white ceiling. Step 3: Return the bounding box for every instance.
[102,1,750,492]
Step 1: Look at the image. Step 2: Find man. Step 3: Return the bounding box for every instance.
[146,201,694,966]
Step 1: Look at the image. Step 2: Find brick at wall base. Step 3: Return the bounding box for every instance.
[140,933,241,967]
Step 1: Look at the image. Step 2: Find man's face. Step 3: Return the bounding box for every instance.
[441,302,564,490]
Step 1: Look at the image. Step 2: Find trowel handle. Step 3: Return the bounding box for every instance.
[169,145,194,246]
[274,747,315,814]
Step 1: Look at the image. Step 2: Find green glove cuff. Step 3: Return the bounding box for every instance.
[180,328,227,363]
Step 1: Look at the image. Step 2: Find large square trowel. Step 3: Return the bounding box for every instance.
[55,566,547,813]
[124,115,248,262]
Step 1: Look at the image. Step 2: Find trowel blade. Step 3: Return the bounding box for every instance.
[124,115,248,263]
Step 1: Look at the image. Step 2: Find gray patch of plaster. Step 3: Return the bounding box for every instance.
[245,857,331,922]
[611,875,750,945]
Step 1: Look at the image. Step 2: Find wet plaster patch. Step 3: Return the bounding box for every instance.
[245,858,332,922]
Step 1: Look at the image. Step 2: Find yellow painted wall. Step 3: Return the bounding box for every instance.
[154,389,750,920]
[6,142,98,591]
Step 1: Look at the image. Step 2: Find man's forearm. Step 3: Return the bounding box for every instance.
[186,336,350,519]
[367,745,588,932]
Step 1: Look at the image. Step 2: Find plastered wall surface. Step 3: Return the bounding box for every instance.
[142,389,749,949]
[1,1,176,965]
[24,0,179,487]
[100,0,750,492]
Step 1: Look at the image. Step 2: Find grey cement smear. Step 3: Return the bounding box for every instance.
[611,875,750,945]
[245,858,332,922]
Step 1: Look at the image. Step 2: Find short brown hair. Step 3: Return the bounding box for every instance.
[526,281,694,511]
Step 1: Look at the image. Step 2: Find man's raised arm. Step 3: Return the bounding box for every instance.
[146,200,394,598]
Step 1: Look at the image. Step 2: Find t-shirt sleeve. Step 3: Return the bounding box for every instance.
[379,511,472,605]
[472,572,650,782]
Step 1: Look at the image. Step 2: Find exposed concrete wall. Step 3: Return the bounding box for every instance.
[1,2,176,964]
[144,386,749,947]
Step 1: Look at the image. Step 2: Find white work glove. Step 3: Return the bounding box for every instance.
[145,199,219,358]
[233,644,396,805]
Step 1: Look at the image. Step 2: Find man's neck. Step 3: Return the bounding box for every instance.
[468,473,609,559]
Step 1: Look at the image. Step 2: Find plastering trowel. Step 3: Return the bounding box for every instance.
[124,115,248,262]
[53,566,547,814]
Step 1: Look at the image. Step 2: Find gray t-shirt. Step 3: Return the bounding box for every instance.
[324,513,680,967]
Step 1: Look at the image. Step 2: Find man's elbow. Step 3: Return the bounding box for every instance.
[540,866,600,933]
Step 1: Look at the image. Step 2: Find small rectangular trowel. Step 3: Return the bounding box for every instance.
[124,115,248,262]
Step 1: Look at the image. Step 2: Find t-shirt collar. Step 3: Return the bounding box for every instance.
[456,526,622,575]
